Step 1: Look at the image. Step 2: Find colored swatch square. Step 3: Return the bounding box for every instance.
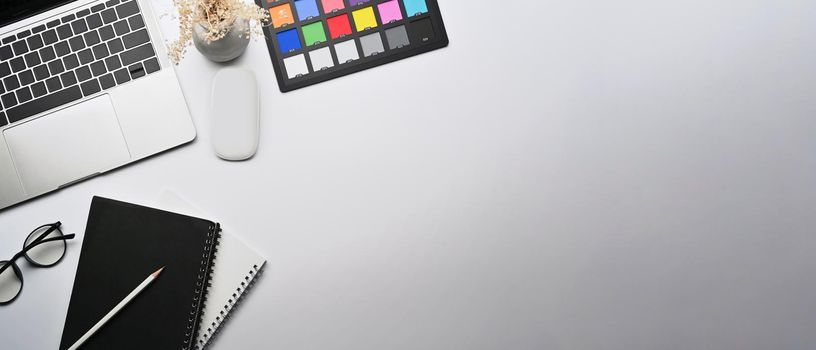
[327,14,352,39]
[320,0,344,13]
[270,4,295,28]
[377,0,403,24]
[283,54,309,78]
[360,32,384,57]
[276,29,301,53]
[294,0,320,21]
[348,0,370,6]
[334,39,359,64]
[403,0,428,16]
[309,47,334,70]
[352,7,377,32]
[302,22,327,46]
[385,25,409,49]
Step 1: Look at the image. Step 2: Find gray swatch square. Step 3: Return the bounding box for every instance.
[360,33,385,57]
[385,25,410,49]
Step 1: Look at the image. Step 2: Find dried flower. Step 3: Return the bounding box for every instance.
[168,0,269,64]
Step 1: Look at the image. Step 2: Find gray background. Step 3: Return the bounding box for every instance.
[2,0,816,349]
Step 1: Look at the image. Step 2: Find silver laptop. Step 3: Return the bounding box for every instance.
[0,0,196,210]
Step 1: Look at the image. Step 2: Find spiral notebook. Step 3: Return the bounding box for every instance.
[157,191,267,349]
[59,197,220,350]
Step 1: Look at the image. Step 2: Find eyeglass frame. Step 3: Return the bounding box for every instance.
[0,221,76,305]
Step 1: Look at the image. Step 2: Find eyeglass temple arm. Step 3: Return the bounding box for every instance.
[0,234,76,276]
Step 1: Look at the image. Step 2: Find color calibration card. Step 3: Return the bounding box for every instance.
[258,0,448,92]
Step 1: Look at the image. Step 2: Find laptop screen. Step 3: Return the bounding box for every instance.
[0,0,76,29]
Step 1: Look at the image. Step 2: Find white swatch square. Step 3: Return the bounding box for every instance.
[308,47,334,71]
[283,54,309,79]
[334,40,359,64]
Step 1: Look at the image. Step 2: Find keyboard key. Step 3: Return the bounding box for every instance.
[62,14,76,23]
[143,57,160,74]
[113,67,130,84]
[128,62,144,78]
[87,14,103,29]
[12,40,28,55]
[1,92,18,108]
[42,30,58,45]
[106,0,121,7]
[92,4,106,12]
[45,76,62,92]
[0,45,12,60]
[128,15,145,30]
[17,30,31,40]
[7,86,82,123]
[63,54,80,70]
[108,38,124,53]
[40,46,56,62]
[76,66,92,81]
[101,9,118,24]
[32,25,46,34]
[48,60,65,75]
[27,35,44,50]
[57,24,73,40]
[99,25,115,41]
[47,19,62,28]
[80,79,101,96]
[91,61,106,76]
[60,71,78,87]
[123,29,149,49]
[105,56,121,70]
[78,49,94,64]
[77,9,91,18]
[99,73,115,90]
[0,83,3,95]
[16,87,32,103]
[0,113,6,127]
[31,82,47,98]
[120,43,154,66]
[69,36,85,51]
[72,19,89,35]
[55,41,70,56]
[19,70,34,86]
[3,76,20,90]
[24,52,41,67]
[10,57,25,72]
[33,64,50,80]
[1,36,14,44]
[0,62,10,77]
[93,43,110,59]
[84,31,101,46]
[113,20,130,36]
[116,1,140,18]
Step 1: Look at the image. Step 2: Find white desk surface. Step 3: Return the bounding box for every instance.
[3,0,816,349]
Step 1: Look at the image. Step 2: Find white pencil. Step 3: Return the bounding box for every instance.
[67,267,165,350]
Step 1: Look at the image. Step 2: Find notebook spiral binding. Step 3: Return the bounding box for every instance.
[184,224,221,350]
[195,263,264,349]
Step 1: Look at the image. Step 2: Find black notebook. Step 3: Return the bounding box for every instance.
[59,197,220,350]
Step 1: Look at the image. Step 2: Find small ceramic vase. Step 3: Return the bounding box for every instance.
[192,17,250,63]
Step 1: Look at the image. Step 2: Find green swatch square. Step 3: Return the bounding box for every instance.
[302,22,327,46]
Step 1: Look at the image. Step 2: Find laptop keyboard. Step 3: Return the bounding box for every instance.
[0,0,161,128]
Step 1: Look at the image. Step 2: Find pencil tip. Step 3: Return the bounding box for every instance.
[152,267,165,277]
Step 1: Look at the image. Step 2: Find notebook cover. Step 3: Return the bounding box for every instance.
[58,197,220,350]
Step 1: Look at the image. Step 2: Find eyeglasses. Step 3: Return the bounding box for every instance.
[0,222,75,305]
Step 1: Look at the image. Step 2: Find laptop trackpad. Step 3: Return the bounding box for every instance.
[3,95,130,195]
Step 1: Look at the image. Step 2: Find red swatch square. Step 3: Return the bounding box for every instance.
[327,14,353,39]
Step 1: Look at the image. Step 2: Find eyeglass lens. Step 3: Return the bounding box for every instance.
[24,224,67,266]
[0,261,22,304]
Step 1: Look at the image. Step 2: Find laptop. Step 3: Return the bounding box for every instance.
[0,0,196,210]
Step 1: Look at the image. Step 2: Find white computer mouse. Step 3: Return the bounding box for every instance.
[211,67,259,161]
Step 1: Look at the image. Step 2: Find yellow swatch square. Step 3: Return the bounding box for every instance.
[352,7,378,32]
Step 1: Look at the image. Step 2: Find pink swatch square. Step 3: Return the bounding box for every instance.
[377,0,403,24]
[321,0,345,13]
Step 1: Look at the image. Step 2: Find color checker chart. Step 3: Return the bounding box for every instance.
[257,0,448,92]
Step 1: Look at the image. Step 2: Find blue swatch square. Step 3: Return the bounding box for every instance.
[277,29,302,54]
[295,0,320,21]
[403,0,428,16]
